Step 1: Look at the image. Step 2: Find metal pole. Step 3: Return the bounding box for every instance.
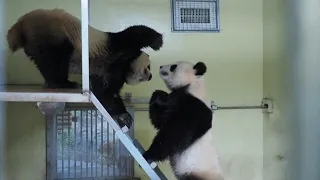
[81,0,90,93]
[213,105,267,110]
[0,0,5,178]
[287,0,320,179]
[134,104,268,112]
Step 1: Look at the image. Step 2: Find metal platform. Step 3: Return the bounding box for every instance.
[0,86,90,103]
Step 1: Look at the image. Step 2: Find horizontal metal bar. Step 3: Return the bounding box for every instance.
[213,105,268,110]
[134,104,268,112]
[0,92,91,102]
[0,86,268,111]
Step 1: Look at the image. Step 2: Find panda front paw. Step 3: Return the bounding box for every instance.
[150,90,169,105]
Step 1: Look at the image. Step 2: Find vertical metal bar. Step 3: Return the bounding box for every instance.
[287,0,320,180]
[52,115,58,180]
[90,110,93,177]
[80,110,83,178]
[107,123,109,177]
[46,115,57,180]
[81,0,90,92]
[61,115,64,178]
[86,110,88,176]
[113,131,116,178]
[129,108,135,177]
[74,110,77,178]
[100,113,103,177]
[95,110,98,177]
[119,136,122,176]
[0,0,5,178]
[68,111,70,178]
[55,116,59,178]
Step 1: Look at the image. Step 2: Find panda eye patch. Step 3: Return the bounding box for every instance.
[170,64,177,72]
[147,65,150,70]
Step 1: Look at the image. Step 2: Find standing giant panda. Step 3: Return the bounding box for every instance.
[143,61,224,180]
[6,8,163,128]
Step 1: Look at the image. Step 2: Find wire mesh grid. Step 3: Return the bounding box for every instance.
[47,107,135,180]
[171,0,220,32]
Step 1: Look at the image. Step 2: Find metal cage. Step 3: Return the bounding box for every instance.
[47,106,136,180]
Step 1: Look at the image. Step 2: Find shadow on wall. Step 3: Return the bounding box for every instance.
[4,49,43,84]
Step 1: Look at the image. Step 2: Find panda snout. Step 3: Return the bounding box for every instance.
[160,70,168,76]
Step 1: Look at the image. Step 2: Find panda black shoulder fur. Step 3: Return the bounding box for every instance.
[143,61,224,180]
[6,8,163,128]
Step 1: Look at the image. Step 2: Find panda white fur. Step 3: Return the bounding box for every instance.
[143,61,224,180]
[6,8,163,128]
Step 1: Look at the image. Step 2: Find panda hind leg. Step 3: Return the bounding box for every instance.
[24,38,78,89]
[54,39,80,89]
[56,55,80,89]
[32,56,78,89]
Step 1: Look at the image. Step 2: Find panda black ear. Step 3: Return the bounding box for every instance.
[193,62,207,76]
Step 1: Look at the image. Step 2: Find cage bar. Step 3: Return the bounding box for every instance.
[0,0,5,178]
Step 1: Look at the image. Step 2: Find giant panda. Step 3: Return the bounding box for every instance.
[143,61,224,180]
[6,8,163,128]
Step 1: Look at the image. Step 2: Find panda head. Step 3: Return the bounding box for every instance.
[125,51,152,85]
[159,61,207,91]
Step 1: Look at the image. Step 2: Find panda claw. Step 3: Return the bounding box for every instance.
[112,113,133,129]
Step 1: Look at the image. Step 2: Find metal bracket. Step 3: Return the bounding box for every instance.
[211,101,217,112]
[36,102,66,116]
[261,97,274,113]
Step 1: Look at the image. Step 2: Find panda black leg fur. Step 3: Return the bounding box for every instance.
[177,174,205,180]
[90,75,133,129]
[24,38,79,89]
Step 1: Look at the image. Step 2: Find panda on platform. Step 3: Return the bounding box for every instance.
[6,8,163,128]
[143,61,224,180]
